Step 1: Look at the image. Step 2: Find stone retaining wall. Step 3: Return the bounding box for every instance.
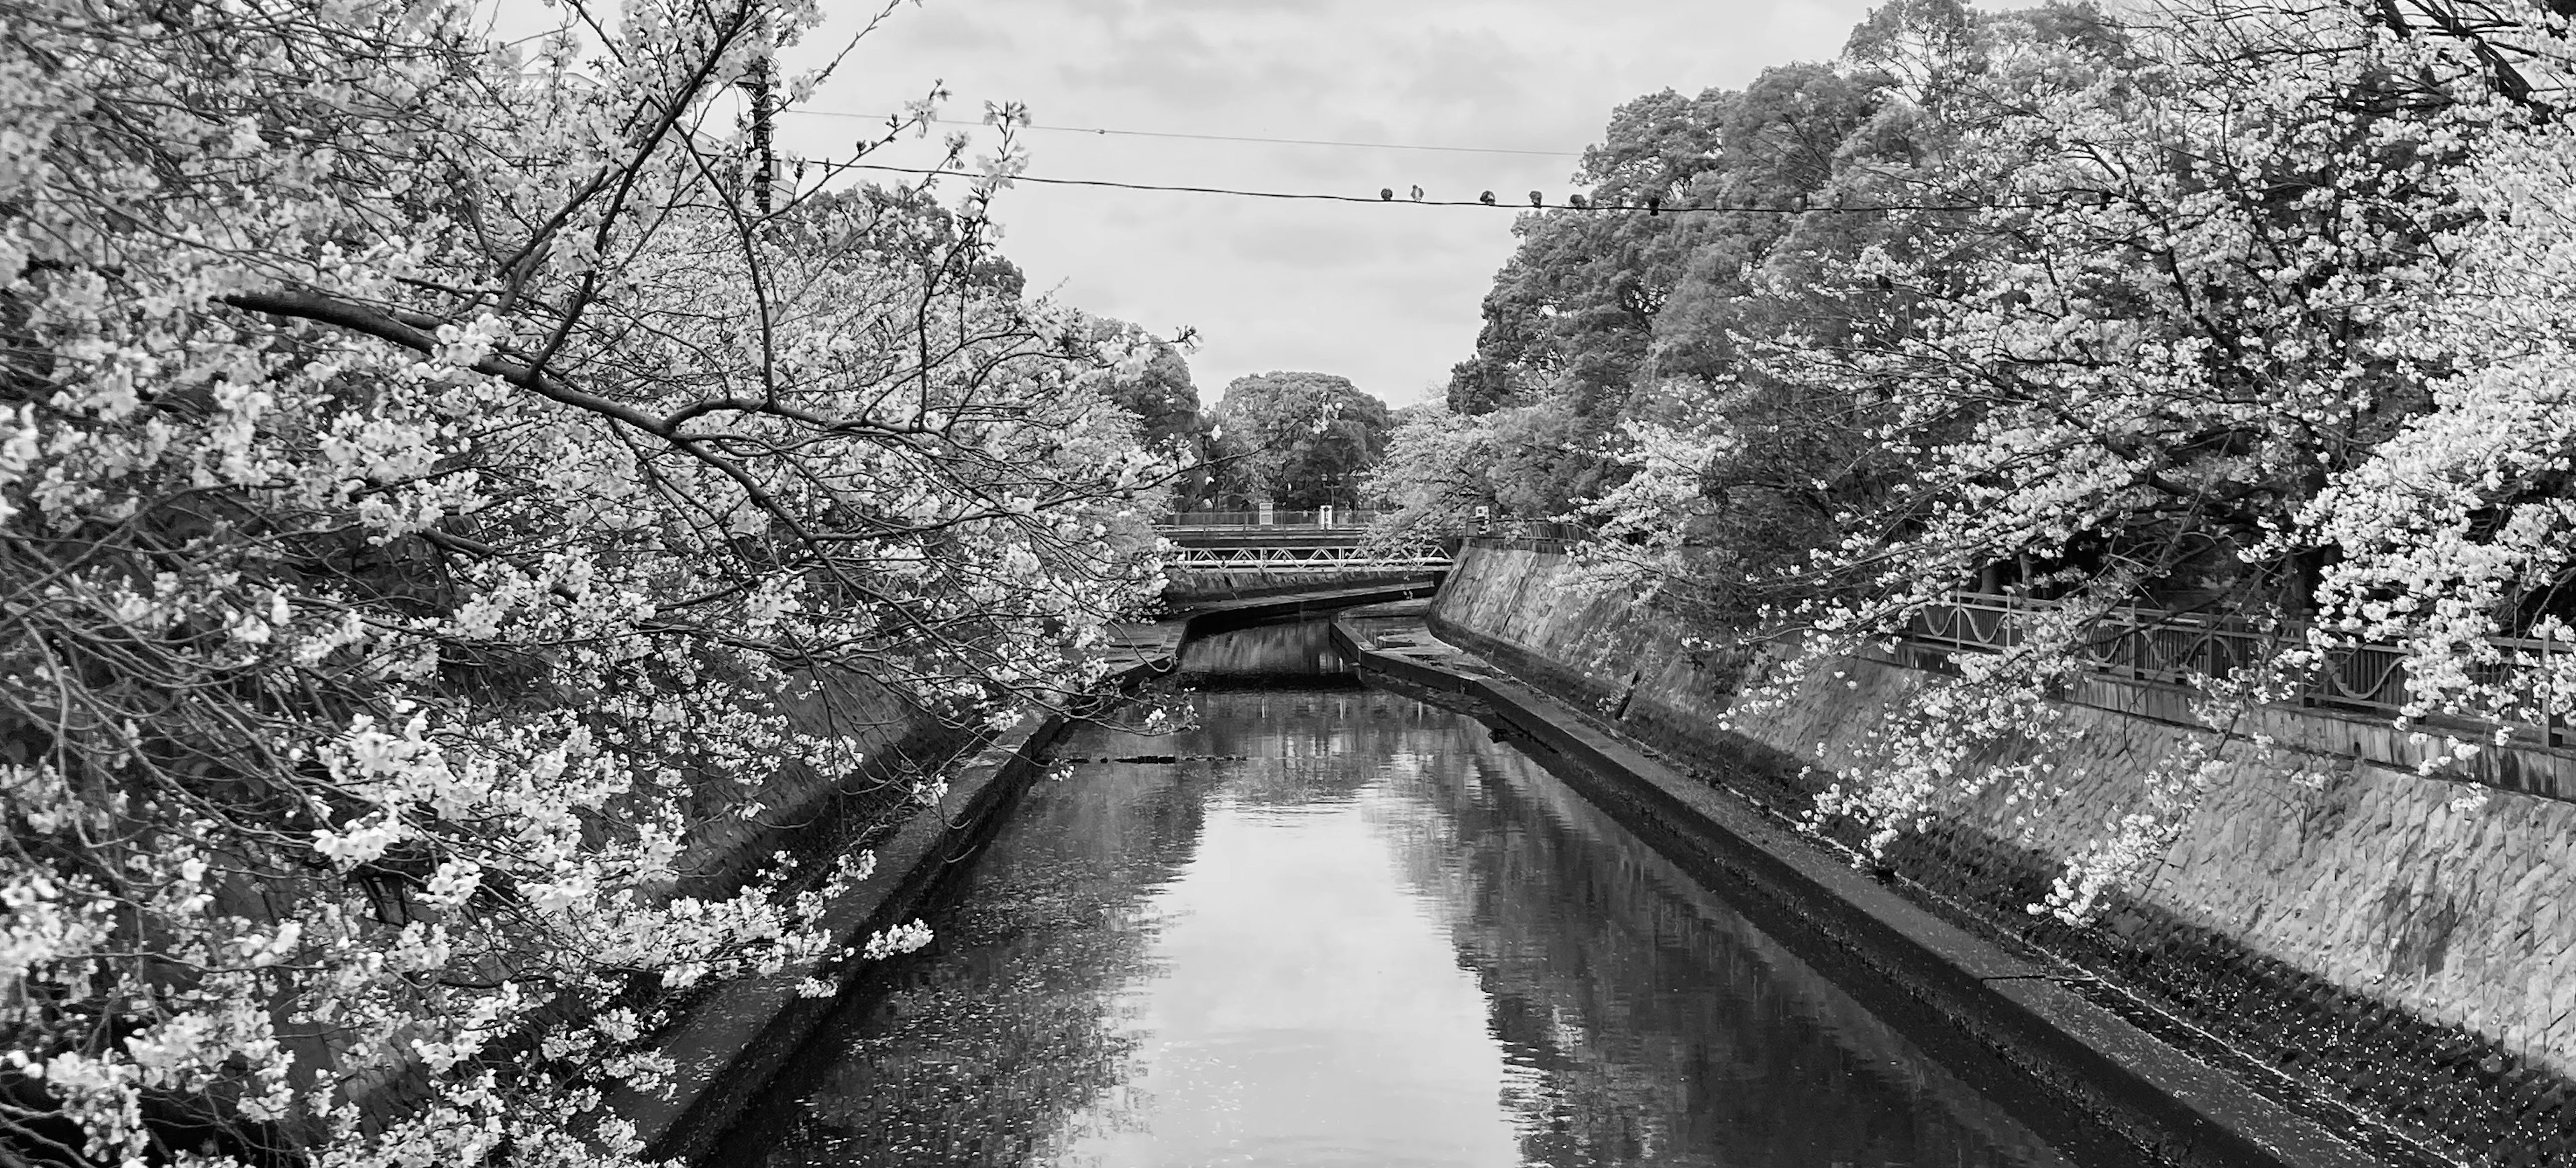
[1431,543,2576,1167]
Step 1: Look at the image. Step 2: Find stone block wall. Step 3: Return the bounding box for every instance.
[1431,542,2576,1166]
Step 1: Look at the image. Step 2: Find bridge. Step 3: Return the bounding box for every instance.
[1156,510,1450,598]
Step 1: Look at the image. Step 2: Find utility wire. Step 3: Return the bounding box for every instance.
[785,109,1582,157]
[845,163,2045,215]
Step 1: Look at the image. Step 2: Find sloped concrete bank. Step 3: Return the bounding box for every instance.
[620,582,1440,1163]
[1417,543,2576,1167]
[1332,619,2380,1167]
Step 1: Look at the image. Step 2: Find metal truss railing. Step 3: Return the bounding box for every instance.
[1162,543,1450,573]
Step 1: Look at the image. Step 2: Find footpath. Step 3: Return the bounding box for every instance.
[617,579,1437,1163]
[1328,613,2388,1168]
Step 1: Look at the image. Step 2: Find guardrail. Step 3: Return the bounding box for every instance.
[1904,592,2569,749]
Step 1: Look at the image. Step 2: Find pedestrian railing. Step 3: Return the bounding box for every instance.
[1904,592,2570,749]
[1162,509,1383,529]
[1439,526,2570,747]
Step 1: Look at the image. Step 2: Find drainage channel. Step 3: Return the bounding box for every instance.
[704,618,2126,1167]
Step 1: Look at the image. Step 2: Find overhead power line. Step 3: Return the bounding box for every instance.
[784,109,1583,157]
[844,163,2041,215]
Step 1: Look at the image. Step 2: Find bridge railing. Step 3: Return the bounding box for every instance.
[1164,509,1383,529]
[1161,543,1449,571]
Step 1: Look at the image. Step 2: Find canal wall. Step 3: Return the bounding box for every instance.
[1426,542,2576,1167]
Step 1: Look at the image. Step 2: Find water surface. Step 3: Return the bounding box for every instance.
[718,661,2078,1167]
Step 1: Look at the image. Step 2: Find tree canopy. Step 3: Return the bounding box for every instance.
[1377,0,2576,919]
[0,2,1177,1164]
[1208,372,1393,509]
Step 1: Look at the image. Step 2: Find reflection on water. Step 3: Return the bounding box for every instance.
[1176,621,1354,686]
[716,688,2080,1167]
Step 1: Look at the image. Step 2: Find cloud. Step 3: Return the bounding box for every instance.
[798,0,1888,407]
[893,6,1017,53]
[1390,29,1544,116]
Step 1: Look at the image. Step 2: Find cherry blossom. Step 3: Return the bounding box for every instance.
[1,1,1177,1162]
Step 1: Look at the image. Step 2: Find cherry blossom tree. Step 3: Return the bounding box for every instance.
[0,1,1175,1163]
[2299,10,2576,747]
[1571,0,2576,918]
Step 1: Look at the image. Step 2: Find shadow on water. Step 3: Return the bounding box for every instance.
[713,623,2093,1167]
[1175,619,1358,688]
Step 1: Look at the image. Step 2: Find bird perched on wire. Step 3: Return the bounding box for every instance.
[1379,187,1393,201]
[1528,191,1544,207]
[1478,190,1496,205]
[1408,184,1425,201]
[1568,193,1588,209]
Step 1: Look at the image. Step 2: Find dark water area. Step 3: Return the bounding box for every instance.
[714,626,2080,1167]
[1175,619,1356,686]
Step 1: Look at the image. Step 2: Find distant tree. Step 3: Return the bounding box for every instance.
[1210,372,1393,509]
[1440,65,1890,529]
[790,182,1028,297]
[1364,403,1494,537]
[1087,320,1203,447]
[1086,319,1211,507]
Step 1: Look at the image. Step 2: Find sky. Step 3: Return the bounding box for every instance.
[763,0,1889,408]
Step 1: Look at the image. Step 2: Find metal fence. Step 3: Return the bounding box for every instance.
[1904,592,2570,749]
[1491,520,1590,542]
[1163,509,1384,529]
[1162,544,1452,573]
[1421,529,2568,745]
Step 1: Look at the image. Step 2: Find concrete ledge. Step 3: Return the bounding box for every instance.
[1164,570,1446,604]
[1330,619,2379,1168]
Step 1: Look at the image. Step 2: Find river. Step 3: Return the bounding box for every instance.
[713,621,2088,1167]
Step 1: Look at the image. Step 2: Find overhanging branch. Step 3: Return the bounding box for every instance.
[221,289,674,436]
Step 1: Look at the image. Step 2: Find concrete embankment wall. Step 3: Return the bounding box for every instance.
[677,669,967,898]
[1432,542,2576,1164]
